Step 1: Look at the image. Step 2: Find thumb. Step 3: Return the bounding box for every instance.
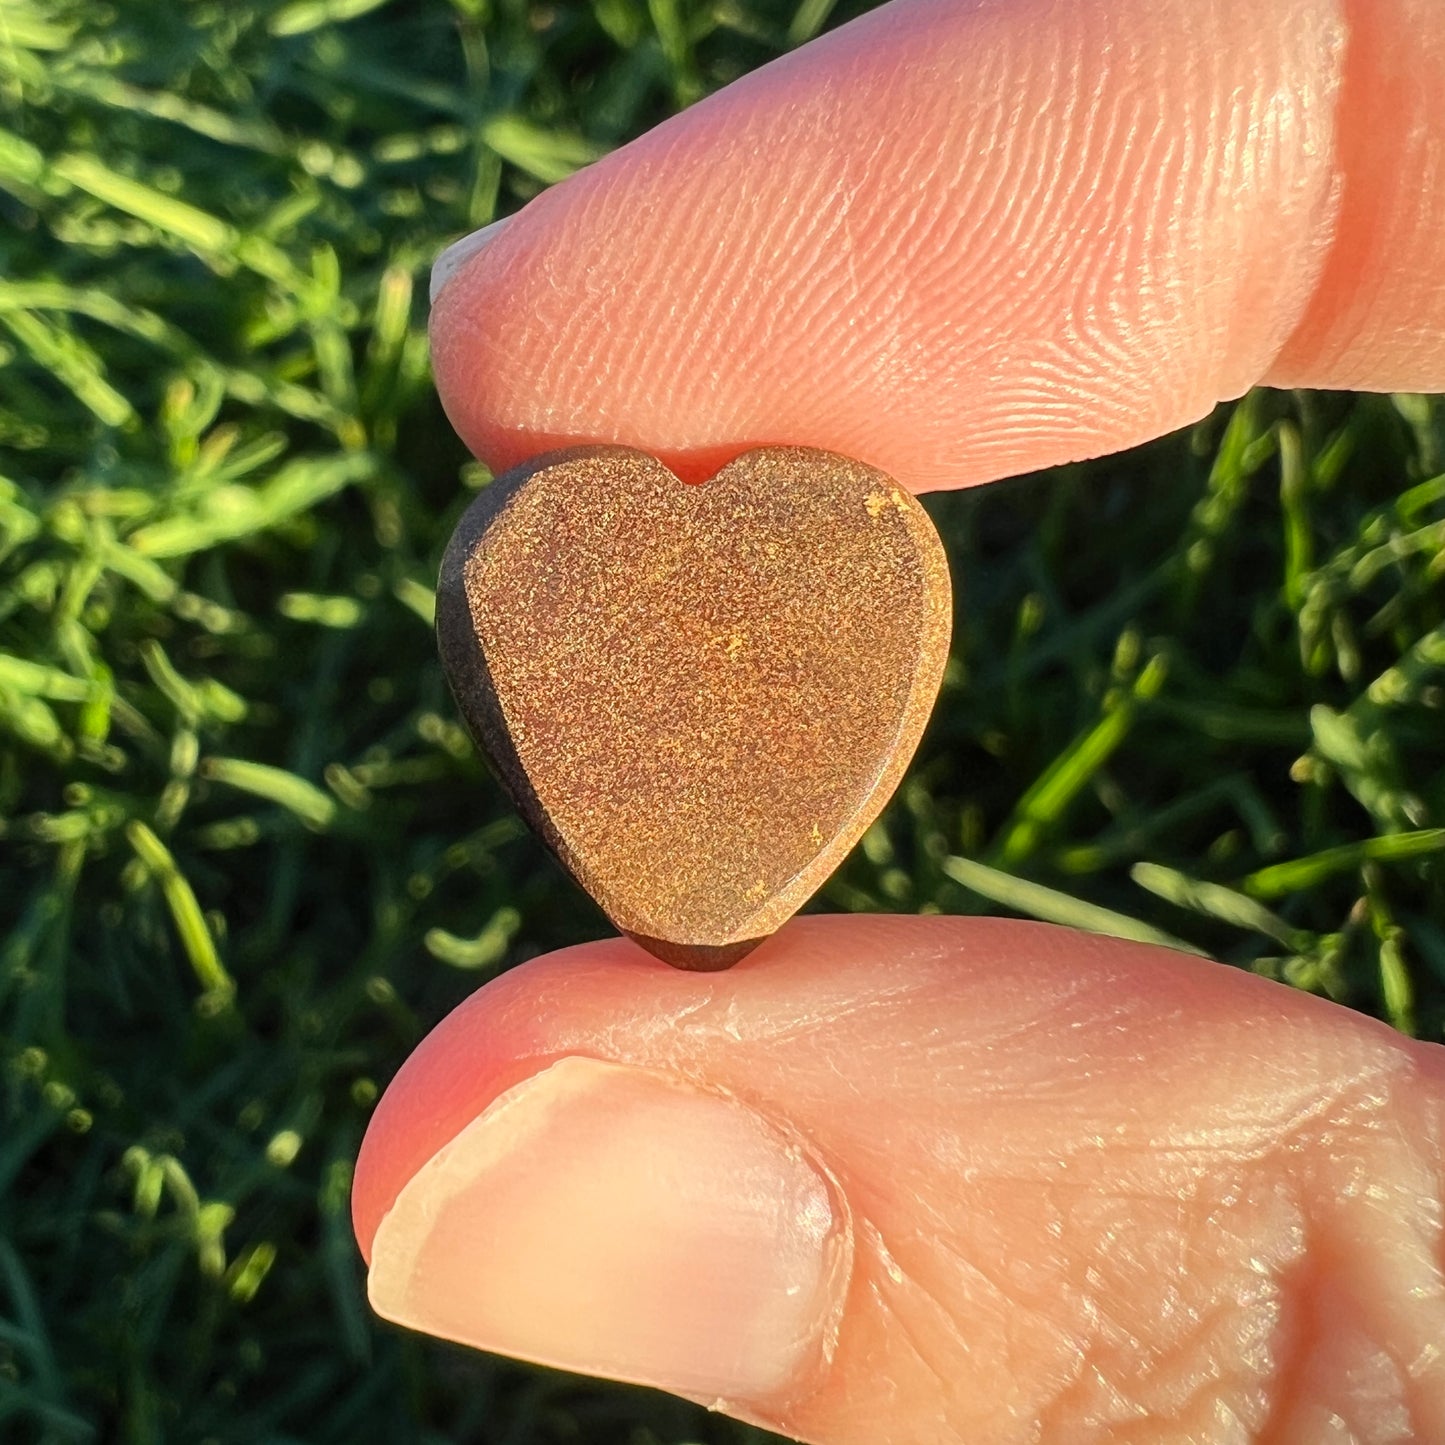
[353,918,1445,1444]
[429,0,1445,492]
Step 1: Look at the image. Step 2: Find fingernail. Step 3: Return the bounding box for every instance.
[367,1057,846,1405]
[430,219,509,305]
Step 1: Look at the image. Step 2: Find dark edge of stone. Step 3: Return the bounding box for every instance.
[435,451,620,909]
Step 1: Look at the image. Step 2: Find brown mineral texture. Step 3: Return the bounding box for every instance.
[435,445,952,970]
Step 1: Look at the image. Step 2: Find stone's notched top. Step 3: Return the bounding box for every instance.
[436,445,952,971]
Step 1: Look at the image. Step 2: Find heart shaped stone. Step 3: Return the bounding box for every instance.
[436,446,951,970]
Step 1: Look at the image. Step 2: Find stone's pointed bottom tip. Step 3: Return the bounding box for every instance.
[624,931,767,972]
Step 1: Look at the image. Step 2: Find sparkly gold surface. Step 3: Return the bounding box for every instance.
[436,446,952,970]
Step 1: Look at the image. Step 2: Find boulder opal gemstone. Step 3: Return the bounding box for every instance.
[436,446,951,970]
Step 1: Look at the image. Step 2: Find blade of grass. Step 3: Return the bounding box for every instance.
[1242,829,1445,899]
[942,854,1206,956]
[125,821,234,1003]
[269,0,395,36]
[991,649,1168,867]
[199,757,337,830]
[424,906,521,970]
[1130,862,1306,950]
[128,452,375,558]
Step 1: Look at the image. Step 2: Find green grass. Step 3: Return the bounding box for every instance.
[2,0,1443,1440]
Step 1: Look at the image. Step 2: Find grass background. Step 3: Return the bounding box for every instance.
[2,0,1443,1440]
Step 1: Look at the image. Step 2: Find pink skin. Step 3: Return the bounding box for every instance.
[361,1,1445,1441]
[429,0,1445,489]
[357,922,1445,1444]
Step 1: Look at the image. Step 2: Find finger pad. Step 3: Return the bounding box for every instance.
[351,915,1396,1262]
[432,0,1343,490]
[1267,0,1445,390]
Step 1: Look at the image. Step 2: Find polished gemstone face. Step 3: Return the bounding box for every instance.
[436,446,952,969]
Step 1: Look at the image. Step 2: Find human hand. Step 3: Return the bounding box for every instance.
[355,2,1445,1441]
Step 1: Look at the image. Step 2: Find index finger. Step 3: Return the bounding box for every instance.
[429,0,1445,492]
